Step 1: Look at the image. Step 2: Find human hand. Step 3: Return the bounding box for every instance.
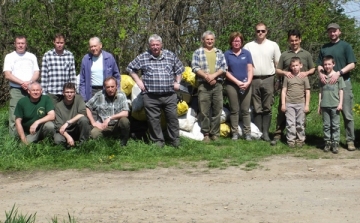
[173,82,180,91]
[337,104,342,111]
[65,135,75,147]
[317,106,321,114]
[329,71,340,84]
[209,79,217,86]
[298,72,308,78]
[304,105,309,113]
[281,104,286,112]
[136,80,146,91]
[29,121,39,135]
[93,122,105,130]
[285,72,294,79]
[59,123,68,135]
[20,136,29,145]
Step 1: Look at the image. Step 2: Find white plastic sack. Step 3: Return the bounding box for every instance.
[180,122,204,141]
[178,108,197,132]
[237,122,262,140]
[220,107,230,123]
[131,83,144,111]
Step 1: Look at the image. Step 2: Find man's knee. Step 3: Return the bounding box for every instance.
[90,128,102,139]
[78,116,90,127]
[43,122,55,135]
[54,133,66,145]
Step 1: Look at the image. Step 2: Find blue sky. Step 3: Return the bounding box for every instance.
[343,1,360,22]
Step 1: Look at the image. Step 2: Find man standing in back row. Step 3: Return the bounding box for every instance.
[270,29,315,145]
[244,23,281,141]
[41,33,76,104]
[80,37,120,102]
[317,23,357,151]
[3,35,40,135]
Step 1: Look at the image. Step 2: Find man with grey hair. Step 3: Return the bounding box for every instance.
[127,34,184,148]
[79,36,120,102]
[14,82,55,145]
[191,30,227,142]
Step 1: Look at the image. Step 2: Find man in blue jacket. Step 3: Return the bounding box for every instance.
[79,37,120,102]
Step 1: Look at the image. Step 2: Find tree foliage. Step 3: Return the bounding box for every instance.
[0,0,359,104]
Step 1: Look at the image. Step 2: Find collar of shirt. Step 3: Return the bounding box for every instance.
[51,48,70,56]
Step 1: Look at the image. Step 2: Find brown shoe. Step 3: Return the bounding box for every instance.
[347,141,356,151]
[203,135,210,142]
[210,135,219,141]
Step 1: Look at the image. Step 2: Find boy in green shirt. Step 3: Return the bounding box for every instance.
[318,55,345,154]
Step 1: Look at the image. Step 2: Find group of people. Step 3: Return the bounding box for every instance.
[2,22,357,152]
[191,22,356,153]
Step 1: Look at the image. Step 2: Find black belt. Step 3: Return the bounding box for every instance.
[92,86,103,89]
[253,75,273,80]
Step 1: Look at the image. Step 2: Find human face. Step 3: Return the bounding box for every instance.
[53,37,65,53]
[323,59,335,73]
[327,28,341,43]
[28,84,42,101]
[288,35,301,52]
[290,61,303,74]
[89,39,102,57]
[231,37,242,50]
[63,88,76,103]
[104,79,117,97]
[255,25,267,41]
[202,35,215,50]
[14,38,27,54]
[149,40,162,57]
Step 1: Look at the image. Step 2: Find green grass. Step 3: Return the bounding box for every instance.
[0,82,359,172]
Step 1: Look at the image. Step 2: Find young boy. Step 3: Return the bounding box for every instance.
[281,57,310,148]
[317,55,345,154]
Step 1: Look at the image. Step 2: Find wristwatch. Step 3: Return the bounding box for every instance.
[66,121,71,125]
[339,70,344,76]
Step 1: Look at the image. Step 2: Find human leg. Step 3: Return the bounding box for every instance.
[143,93,164,144]
[225,83,240,138]
[9,88,27,136]
[210,82,223,138]
[114,117,130,146]
[285,103,296,146]
[239,85,252,137]
[197,83,212,135]
[295,103,306,143]
[162,93,180,147]
[341,81,355,149]
[260,76,275,141]
[251,79,263,131]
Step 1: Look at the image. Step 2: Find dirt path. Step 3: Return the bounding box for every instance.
[1,156,360,223]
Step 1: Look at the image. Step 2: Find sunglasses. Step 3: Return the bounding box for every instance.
[256,30,266,33]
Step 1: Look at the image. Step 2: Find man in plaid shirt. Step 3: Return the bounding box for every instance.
[192,30,227,142]
[127,34,184,148]
[86,76,130,146]
[41,33,76,104]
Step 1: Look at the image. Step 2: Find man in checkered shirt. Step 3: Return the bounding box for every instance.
[127,34,184,148]
[41,33,76,104]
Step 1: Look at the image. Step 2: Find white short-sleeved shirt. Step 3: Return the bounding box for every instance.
[243,39,281,76]
[3,51,39,88]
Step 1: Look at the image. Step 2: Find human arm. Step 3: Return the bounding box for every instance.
[29,110,55,135]
[86,107,104,130]
[281,87,287,112]
[59,114,85,135]
[337,89,343,111]
[15,117,28,145]
[127,56,146,91]
[102,110,129,128]
[298,67,315,78]
[318,89,322,114]
[304,89,310,113]
[79,58,87,100]
[276,68,294,79]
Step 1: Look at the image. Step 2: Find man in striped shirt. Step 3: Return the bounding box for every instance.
[41,33,76,104]
[127,34,184,148]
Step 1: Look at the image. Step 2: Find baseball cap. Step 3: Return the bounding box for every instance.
[327,23,340,30]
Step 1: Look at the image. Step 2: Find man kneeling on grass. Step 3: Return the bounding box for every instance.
[54,82,91,148]
[86,76,130,146]
[14,82,55,145]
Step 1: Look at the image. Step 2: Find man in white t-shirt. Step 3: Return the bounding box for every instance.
[244,23,281,141]
[3,35,40,135]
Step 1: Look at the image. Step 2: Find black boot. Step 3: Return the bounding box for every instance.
[261,113,271,142]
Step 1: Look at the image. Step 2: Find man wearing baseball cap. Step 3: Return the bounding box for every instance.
[317,23,357,151]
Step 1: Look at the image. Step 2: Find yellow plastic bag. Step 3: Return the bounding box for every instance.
[177,101,189,116]
[182,66,196,87]
[121,74,135,96]
[220,123,231,137]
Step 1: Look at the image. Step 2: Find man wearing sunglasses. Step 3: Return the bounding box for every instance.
[54,82,90,148]
[244,23,281,141]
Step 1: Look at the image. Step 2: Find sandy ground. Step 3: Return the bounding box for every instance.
[1,155,360,223]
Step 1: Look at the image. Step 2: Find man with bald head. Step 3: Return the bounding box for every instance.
[14,82,55,145]
[79,37,120,102]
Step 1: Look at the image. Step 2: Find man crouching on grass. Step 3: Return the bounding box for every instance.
[54,82,91,148]
[14,82,55,145]
[86,76,130,146]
